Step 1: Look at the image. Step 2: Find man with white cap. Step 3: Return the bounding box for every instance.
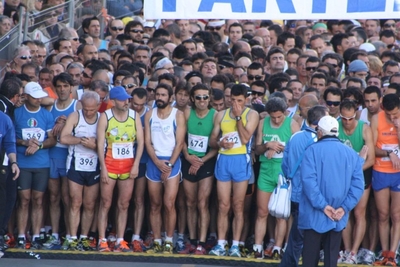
[206,20,227,43]
[298,115,364,267]
[14,82,57,250]
[348,59,369,81]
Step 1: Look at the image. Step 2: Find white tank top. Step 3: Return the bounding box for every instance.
[150,107,177,157]
[359,108,370,125]
[66,110,100,172]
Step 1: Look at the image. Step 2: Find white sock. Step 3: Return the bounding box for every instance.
[132,234,140,242]
[239,241,245,246]
[269,238,275,244]
[165,236,173,243]
[80,235,87,240]
[45,226,52,233]
[117,238,124,244]
[32,235,40,241]
[217,240,226,246]
[178,233,185,240]
[71,236,77,241]
[254,244,263,252]
[154,238,162,245]
[273,245,281,251]
[52,233,59,240]
[210,233,217,239]
[283,243,287,251]
[232,240,239,246]
[66,234,71,240]
[40,228,45,233]
[18,235,25,239]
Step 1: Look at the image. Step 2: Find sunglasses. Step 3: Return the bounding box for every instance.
[123,84,137,89]
[328,64,338,68]
[251,91,264,96]
[82,72,92,79]
[384,23,396,28]
[130,29,144,34]
[326,100,341,106]
[48,13,58,18]
[206,26,222,31]
[306,67,317,71]
[219,65,226,70]
[146,87,155,92]
[20,55,32,60]
[111,26,124,31]
[195,95,209,100]
[70,37,79,42]
[247,75,263,80]
[340,114,356,121]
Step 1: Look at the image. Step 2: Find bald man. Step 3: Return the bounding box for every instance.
[295,94,319,130]
[255,28,271,50]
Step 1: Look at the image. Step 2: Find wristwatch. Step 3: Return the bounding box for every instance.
[165,162,173,167]
[235,116,241,121]
[387,150,393,157]
[38,142,43,149]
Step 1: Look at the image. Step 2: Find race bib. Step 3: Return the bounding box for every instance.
[22,128,45,142]
[265,141,286,159]
[382,144,400,161]
[221,131,242,150]
[75,152,98,172]
[188,134,208,153]
[112,143,134,159]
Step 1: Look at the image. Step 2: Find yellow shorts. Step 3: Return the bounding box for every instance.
[108,172,130,180]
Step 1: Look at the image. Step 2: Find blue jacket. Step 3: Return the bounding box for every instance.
[281,127,317,203]
[0,111,16,156]
[298,136,364,233]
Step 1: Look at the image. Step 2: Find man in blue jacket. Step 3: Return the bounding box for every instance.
[299,115,364,267]
[279,105,328,267]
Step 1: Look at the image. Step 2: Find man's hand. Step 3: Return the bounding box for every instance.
[324,205,336,221]
[267,141,285,153]
[332,207,345,221]
[231,101,244,117]
[359,145,368,160]
[219,136,235,150]
[389,152,400,170]
[81,137,97,150]
[100,167,109,184]
[129,165,139,180]
[186,154,203,168]
[11,164,20,180]
[52,115,67,136]
[188,165,200,175]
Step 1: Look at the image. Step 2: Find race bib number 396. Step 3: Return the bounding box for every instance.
[75,153,98,172]
[112,143,134,159]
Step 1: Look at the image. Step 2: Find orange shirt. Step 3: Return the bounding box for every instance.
[45,87,57,99]
[374,111,400,173]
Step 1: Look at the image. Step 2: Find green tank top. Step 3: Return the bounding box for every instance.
[187,108,215,157]
[338,120,365,153]
[260,116,292,163]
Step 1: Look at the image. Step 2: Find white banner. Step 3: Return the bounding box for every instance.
[144,0,400,20]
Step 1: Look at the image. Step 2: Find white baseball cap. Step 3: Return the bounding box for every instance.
[318,116,339,137]
[24,82,48,98]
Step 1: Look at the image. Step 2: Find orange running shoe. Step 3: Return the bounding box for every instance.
[98,239,110,252]
[113,240,131,252]
[132,240,146,252]
[4,233,15,248]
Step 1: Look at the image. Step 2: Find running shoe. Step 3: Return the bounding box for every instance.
[343,251,357,264]
[143,232,154,249]
[60,238,70,250]
[163,241,174,254]
[178,243,196,254]
[264,241,275,258]
[239,244,249,257]
[30,238,42,250]
[373,250,388,266]
[338,250,349,263]
[132,239,146,252]
[194,245,206,255]
[356,248,366,264]
[114,240,131,252]
[80,237,95,251]
[205,236,216,250]
[229,245,241,257]
[68,239,80,251]
[16,237,25,249]
[209,244,227,256]
[146,241,163,254]
[4,233,15,249]
[175,237,186,253]
[361,249,375,265]
[98,239,111,252]
[247,245,264,259]
[272,249,283,260]
[42,235,61,250]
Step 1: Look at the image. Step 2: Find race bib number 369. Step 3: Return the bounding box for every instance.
[22,128,45,142]
[112,143,134,159]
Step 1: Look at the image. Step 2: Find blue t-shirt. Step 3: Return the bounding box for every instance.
[15,105,54,168]
[49,100,77,159]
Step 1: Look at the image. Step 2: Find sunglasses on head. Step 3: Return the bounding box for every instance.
[195,95,209,101]
[130,29,144,34]
[206,26,222,31]
[123,84,137,89]
[326,100,340,106]
[251,91,264,96]
[306,67,317,71]
[20,55,32,60]
[111,26,124,31]
[340,114,356,121]
[247,75,263,81]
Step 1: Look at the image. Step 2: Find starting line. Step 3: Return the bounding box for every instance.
[4,249,371,267]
